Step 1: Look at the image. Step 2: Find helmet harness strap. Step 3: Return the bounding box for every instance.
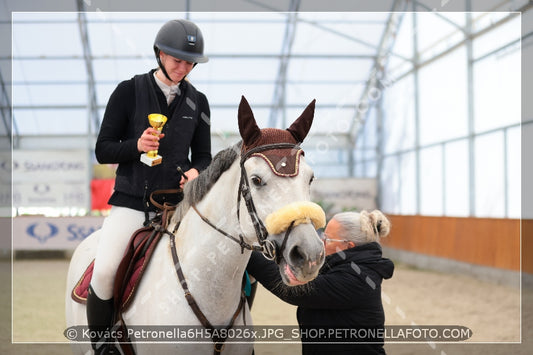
[155,49,174,83]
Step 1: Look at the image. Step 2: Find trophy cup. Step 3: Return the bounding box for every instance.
[140,113,168,167]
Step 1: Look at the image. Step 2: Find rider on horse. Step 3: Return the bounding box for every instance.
[87,19,211,354]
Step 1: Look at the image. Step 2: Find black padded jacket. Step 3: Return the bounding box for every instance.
[95,69,211,211]
[247,242,394,355]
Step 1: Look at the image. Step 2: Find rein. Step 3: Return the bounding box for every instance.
[168,230,246,354]
[191,205,263,254]
[190,142,301,262]
[165,142,299,354]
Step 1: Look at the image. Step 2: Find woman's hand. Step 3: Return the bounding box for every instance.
[137,127,165,153]
[180,168,199,188]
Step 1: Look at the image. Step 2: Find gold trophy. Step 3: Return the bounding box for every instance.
[140,113,168,167]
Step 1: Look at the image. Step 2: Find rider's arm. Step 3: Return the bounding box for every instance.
[95,80,139,164]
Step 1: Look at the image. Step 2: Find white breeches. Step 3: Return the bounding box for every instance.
[90,206,154,300]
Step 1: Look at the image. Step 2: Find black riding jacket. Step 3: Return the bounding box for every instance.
[247,242,394,355]
[95,69,211,211]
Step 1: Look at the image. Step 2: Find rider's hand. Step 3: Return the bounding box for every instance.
[137,127,165,153]
[180,168,199,189]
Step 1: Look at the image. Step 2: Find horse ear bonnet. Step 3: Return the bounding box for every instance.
[238,96,262,147]
[287,99,315,142]
[238,96,316,177]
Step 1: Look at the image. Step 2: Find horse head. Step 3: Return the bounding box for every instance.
[238,96,325,285]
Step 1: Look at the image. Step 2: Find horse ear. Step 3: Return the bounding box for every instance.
[287,99,316,143]
[238,96,262,146]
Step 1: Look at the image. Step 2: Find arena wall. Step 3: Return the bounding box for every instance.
[380,215,532,285]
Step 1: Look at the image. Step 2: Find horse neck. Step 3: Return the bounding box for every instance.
[175,161,250,321]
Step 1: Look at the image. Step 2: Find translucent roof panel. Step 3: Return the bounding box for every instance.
[190,58,280,82]
[416,12,467,62]
[286,57,373,82]
[12,22,83,57]
[11,11,390,141]
[285,82,365,106]
[294,13,388,56]
[87,21,161,58]
[14,109,88,135]
[13,83,87,106]
[199,21,286,55]
[13,59,87,82]
[202,82,275,107]
[91,58,152,83]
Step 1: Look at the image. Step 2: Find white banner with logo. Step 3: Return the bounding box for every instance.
[13,216,104,250]
[311,178,377,216]
[11,150,90,209]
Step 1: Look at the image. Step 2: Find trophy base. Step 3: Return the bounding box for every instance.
[140,153,162,167]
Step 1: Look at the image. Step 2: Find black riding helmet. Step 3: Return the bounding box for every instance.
[154,19,208,81]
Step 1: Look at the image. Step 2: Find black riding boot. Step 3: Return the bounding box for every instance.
[86,285,119,355]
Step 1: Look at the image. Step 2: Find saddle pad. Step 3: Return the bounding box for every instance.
[71,260,94,304]
[71,256,147,306]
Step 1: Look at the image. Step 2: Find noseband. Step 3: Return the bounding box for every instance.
[192,142,301,261]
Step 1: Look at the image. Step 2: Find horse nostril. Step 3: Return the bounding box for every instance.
[289,245,306,267]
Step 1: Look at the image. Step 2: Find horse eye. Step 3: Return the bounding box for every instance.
[309,175,315,185]
[251,175,264,187]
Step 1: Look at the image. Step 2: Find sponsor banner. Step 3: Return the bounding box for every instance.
[311,178,377,215]
[13,182,89,208]
[13,216,104,250]
[12,150,88,183]
[11,149,90,209]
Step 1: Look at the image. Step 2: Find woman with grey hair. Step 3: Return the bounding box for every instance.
[247,210,394,355]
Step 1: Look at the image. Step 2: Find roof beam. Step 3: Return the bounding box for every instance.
[0,70,14,146]
[348,0,408,144]
[297,17,411,62]
[268,0,300,128]
[9,103,360,110]
[413,0,465,31]
[6,53,375,60]
[76,0,100,136]
[392,7,528,83]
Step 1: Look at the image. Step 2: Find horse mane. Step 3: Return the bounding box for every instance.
[172,141,242,222]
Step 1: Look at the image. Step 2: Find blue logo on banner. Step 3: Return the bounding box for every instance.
[27,222,59,244]
[67,224,99,241]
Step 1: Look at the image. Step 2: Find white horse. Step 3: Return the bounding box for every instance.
[65,96,326,354]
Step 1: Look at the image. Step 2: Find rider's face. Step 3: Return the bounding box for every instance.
[159,51,194,84]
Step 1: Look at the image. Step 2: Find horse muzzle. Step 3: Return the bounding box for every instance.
[263,201,326,285]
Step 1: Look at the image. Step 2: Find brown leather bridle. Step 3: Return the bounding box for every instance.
[166,143,302,354]
[189,142,302,261]
[236,142,302,260]
[117,144,305,355]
